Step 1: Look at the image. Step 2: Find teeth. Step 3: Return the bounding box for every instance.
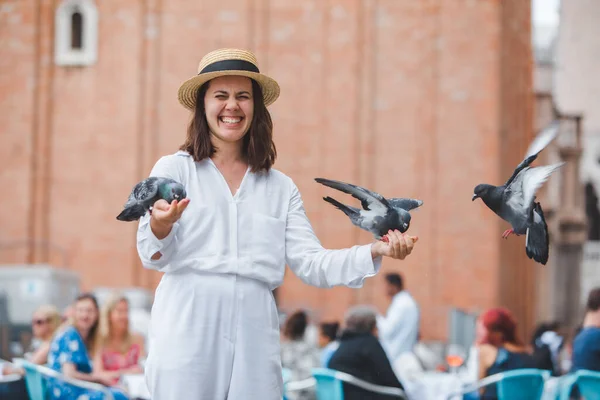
[221,117,241,124]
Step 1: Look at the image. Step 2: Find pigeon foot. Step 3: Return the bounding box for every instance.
[381,235,389,243]
[502,229,521,239]
[502,229,513,239]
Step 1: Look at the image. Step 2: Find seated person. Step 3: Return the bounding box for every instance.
[47,293,128,400]
[280,310,320,400]
[328,305,404,400]
[0,361,27,400]
[530,321,563,376]
[571,287,600,372]
[94,293,145,380]
[26,304,62,365]
[475,308,537,400]
[318,321,339,367]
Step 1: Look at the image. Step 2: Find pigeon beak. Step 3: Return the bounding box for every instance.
[472,194,478,201]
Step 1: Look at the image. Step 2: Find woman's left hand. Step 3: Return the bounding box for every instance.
[371,230,418,260]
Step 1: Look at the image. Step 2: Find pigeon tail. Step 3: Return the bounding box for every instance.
[322,196,360,218]
[525,202,549,265]
[116,203,148,222]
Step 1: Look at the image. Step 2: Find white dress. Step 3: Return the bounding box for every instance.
[137,151,382,400]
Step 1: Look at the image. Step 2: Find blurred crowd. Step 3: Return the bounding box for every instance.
[1,292,147,400]
[2,274,600,400]
[278,274,600,400]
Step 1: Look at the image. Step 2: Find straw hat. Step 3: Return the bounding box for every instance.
[177,48,280,111]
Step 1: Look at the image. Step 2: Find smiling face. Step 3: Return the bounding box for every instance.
[74,298,99,334]
[204,75,255,146]
[109,299,129,336]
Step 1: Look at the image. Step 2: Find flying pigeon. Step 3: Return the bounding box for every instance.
[314,177,423,242]
[116,177,187,222]
[472,121,564,265]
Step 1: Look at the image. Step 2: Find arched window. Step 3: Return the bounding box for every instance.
[55,0,98,66]
[70,10,83,50]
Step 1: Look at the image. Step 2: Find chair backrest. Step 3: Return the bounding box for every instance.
[575,369,600,400]
[16,359,46,400]
[496,369,550,400]
[312,368,345,400]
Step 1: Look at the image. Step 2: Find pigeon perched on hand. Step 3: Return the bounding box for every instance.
[116,177,187,222]
[472,121,564,265]
[314,177,423,242]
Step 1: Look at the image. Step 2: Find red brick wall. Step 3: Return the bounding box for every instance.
[0,0,534,341]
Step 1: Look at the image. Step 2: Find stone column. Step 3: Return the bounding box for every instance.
[550,116,587,327]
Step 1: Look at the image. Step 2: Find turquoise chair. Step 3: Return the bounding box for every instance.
[447,368,550,400]
[576,370,600,400]
[311,368,407,400]
[16,359,46,400]
[558,370,600,400]
[13,358,116,400]
[496,369,550,399]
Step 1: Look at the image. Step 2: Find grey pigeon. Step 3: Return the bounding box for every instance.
[117,177,187,222]
[314,177,423,241]
[472,121,564,265]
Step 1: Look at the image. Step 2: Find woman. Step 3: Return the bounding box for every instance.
[47,293,127,400]
[136,48,418,400]
[27,304,62,364]
[94,293,145,380]
[475,308,537,400]
[328,306,404,400]
[280,310,320,400]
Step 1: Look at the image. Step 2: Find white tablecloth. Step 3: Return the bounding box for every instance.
[122,374,151,400]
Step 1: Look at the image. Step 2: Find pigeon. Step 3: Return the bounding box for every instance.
[472,121,564,265]
[116,177,187,222]
[314,177,423,242]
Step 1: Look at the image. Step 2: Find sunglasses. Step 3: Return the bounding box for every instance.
[32,318,49,326]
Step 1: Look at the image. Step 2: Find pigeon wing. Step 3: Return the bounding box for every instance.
[525,120,559,159]
[388,198,423,211]
[314,178,389,213]
[505,163,564,215]
[505,121,559,187]
[519,163,564,209]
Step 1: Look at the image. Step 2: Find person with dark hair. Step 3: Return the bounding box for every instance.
[135,48,419,400]
[475,308,537,399]
[318,321,340,367]
[328,306,404,400]
[571,287,600,372]
[280,310,320,400]
[529,321,564,376]
[377,272,420,363]
[46,293,127,400]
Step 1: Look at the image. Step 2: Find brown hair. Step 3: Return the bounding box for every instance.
[283,310,308,341]
[74,293,101,357]
[586,287,600,312]
[179,78,276,173]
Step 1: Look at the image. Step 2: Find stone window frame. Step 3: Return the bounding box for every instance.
[54,0,98,66]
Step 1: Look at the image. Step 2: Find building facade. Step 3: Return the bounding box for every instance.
[0,0,539,341]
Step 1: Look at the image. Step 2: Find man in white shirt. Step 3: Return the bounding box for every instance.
[377,273,420,364]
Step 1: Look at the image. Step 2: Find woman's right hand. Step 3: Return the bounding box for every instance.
[150,198,190,240]
[151,198,190,226]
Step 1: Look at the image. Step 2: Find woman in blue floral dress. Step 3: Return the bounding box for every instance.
[47,293,129,400]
